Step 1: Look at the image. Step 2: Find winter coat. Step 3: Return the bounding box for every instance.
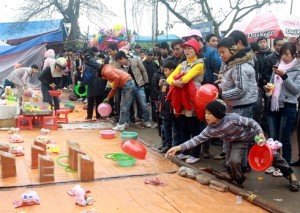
[219,47,258,107]
[126,58,148,87]
[39,66,62,89]
[270,60,300,108]
[142,60,159,85]
[151,69,164,101]
[201,45,222,84]
[262,51,281,82]
[82,58,106,97]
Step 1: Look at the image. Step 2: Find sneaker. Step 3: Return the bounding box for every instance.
[112,123,126,131]
[176,154,191,160]
[186,156,200,164]
[214,152,226,160]
[265,166,275,174]
[272,169,283,177]
[144,121,152,128]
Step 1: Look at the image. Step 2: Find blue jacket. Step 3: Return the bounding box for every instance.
[202,46,221,84]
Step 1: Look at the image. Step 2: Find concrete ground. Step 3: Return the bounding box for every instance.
[129,125,300,213]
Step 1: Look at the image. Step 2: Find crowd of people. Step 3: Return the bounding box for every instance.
[1,29,299,191]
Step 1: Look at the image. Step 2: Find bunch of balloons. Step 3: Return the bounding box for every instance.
[89,24,128,51]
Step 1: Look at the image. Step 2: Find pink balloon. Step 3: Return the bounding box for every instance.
[97,103,112,117]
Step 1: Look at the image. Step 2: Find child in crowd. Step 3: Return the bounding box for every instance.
[166,100,299,191]
[157,60,178,153]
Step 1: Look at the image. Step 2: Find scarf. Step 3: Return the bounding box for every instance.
[271,58,297,111]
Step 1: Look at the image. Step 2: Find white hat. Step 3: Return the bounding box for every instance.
[51,57,67,77]
[182,29,203,39]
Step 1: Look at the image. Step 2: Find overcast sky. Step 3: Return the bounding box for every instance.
[0,0,299,36]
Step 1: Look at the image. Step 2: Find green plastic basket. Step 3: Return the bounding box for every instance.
[105,153,136,167]
[121,131,138,140]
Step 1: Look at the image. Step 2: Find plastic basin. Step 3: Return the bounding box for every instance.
[121,140,147,159]
[100,130,116,139]
[116,157,136,167]
[248,144,273,171]
[49,90,62,97]
[121,131,138,140]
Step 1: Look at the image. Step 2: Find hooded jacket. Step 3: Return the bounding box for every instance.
[219,47,258,107]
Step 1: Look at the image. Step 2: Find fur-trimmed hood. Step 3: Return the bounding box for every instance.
[225,46,255,69]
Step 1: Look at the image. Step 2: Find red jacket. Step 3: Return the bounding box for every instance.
[166,73,204,120]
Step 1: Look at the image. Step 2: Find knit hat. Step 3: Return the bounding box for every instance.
[205,99,227,119]
[181,38,201,54]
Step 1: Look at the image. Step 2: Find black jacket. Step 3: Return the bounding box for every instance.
[159,78,172,119]
[39,66,62,89]
[256,48,272,87]
[151,69,164,101]
[262,51,280,83]
[142,60,160,84]
[82,58,107,97]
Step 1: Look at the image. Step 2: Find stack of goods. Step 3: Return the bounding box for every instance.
[22,102,52,115]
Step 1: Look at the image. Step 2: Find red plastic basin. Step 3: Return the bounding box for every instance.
[248,144,273,172]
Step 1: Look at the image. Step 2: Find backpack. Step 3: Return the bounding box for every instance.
[82,66,95,84]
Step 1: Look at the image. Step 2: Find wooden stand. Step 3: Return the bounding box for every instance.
[68,146,85,171]
[66,140,80,155]
[78,154,94,181]
[31,145,46,169]
[0,151,16,178]
[0,142,10,153]
[34,141,47,152]
[38,155,54,182]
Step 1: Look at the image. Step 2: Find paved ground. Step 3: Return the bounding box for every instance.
[128,125,300,213]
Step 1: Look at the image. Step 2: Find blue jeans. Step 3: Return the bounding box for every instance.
[268,106,297,163]
[41,83,60,110]
[119,80,150,125]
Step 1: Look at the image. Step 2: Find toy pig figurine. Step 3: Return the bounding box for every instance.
[266,138,282,154]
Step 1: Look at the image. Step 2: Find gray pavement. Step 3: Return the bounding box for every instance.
[129,125,300,213]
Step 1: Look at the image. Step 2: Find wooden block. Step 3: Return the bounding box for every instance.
[0,151,16,178]
[68,146,85,171]
[34,141,47,151]
[78,154,94,181]
[31,145,46,169]
[0,142,10,153]
[66,140,80,156]
[38,155,54,182]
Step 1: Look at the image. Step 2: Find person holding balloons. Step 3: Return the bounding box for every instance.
[166,100,299,191]
[166,38,205,164]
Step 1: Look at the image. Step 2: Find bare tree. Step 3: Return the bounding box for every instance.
[17,0,113,41]
[158,0,286,37]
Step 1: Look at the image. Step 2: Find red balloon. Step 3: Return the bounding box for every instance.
[195,84,218,108]
[121,140,147,159]
[248,144,273,171]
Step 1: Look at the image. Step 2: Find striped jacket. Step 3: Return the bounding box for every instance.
[180,113,263,151]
